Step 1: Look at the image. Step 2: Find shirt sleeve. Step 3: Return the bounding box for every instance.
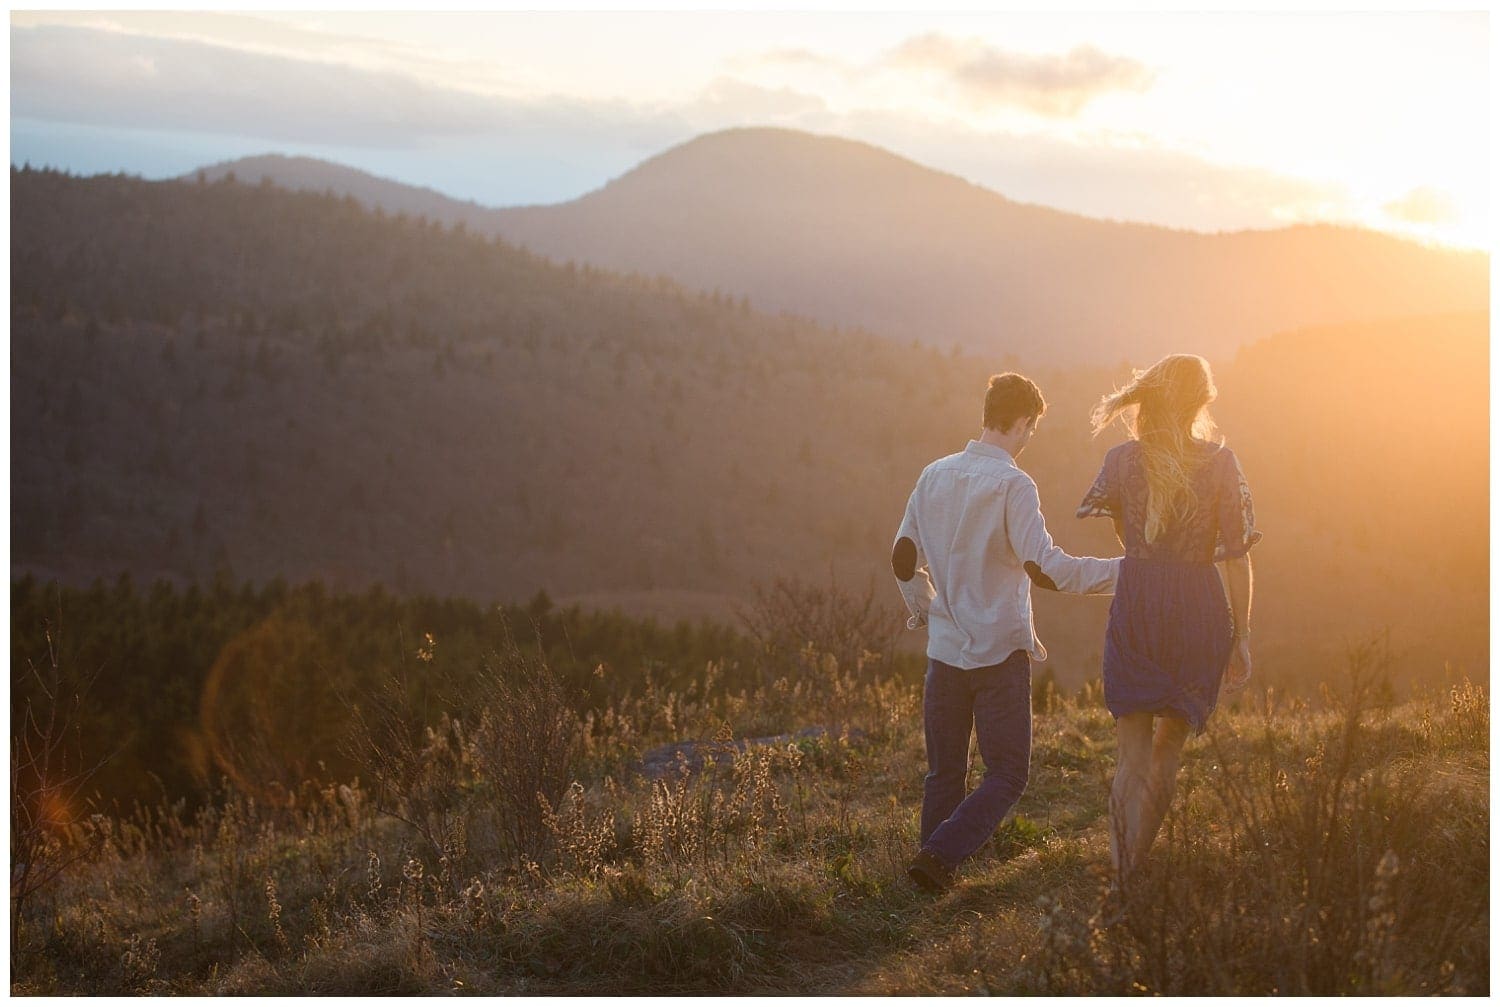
[1008,476,1119,595]
[1213,448,1263,562]
[1076,453,1117,520]
[893,489,937,630]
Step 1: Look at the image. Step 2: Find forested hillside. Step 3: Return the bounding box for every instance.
[10,166,1115,662]
[11,166,1489,694]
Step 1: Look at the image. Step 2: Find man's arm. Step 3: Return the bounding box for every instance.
[893,492,937,629]
[1008,477,1118,594]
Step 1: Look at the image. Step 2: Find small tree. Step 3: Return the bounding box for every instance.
[738,574,903,684]
[343,625,582,877]
[10,621,108,955]
[342,636,470,877]
[469,636,582,869]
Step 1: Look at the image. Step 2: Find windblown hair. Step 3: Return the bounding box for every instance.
[1091,354,1222,544]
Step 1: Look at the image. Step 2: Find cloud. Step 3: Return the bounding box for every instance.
[10,24,686,150]
[886,34,1155,117]
[692,77,828,122]
[749,47,843,70]
[1383,186,1458,224]
[10,10,453,84]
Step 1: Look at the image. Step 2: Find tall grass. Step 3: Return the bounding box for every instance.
[1028,646,1487,994]
[10,623,1487,995]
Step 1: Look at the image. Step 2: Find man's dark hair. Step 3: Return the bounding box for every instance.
[983,372,1046,431]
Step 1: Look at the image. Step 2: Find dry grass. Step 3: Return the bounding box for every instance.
[10,643,1488,995]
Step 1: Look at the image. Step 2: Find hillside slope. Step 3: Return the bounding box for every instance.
[10,166,992,610]
[11,166,1489,685]
[197,128,1489,364]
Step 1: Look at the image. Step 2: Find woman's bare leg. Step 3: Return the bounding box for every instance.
[1130,715,1191,869]
[1110,713,1155,880]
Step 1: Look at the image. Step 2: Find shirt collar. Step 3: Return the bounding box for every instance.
[965,440,1016,466]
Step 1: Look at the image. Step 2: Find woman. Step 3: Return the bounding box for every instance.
[1075,353,1259,882]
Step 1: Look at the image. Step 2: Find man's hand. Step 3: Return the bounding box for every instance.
[1023,560,1058,592]
[1223,637,1252,693]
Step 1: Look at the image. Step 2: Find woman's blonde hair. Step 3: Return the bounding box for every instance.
[1091,354,1221,544]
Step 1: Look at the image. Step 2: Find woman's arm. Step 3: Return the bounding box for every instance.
[1220,553,1253,634]
[1218,553,1254,688]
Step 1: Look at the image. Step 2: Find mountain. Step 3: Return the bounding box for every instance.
[11,167,1489,687]
[190,154,489,229]
[197,128,1489,365]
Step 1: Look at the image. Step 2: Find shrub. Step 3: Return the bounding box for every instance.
[468,637,582,871]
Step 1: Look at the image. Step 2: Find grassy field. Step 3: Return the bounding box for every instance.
[11,641,1488,995]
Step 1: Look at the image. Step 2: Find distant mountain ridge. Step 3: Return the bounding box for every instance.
[189,154,489,228]
[191,128,1488,364]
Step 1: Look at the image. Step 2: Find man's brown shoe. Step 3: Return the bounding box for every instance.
[906,850,954,893]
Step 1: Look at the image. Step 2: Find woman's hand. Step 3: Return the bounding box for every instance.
[1223,637,1252,693]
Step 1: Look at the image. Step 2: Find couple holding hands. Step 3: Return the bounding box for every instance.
[893,353,1260,895]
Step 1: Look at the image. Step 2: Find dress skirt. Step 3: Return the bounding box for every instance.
[1102,556,1235,733]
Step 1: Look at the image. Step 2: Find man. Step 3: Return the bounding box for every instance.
[893,372,1119,891]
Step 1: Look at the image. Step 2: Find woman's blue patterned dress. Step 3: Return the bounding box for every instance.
[1077,440,1261,732]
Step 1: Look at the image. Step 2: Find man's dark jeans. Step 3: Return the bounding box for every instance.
[920,650,1032,869]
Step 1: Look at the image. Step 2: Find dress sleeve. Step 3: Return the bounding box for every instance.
[1213,448,1263,562]
[1076,453,1117,520]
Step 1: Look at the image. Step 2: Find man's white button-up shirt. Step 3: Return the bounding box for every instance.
[894,440,1120,669]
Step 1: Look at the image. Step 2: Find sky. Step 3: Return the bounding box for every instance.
[7,10,1491,248]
